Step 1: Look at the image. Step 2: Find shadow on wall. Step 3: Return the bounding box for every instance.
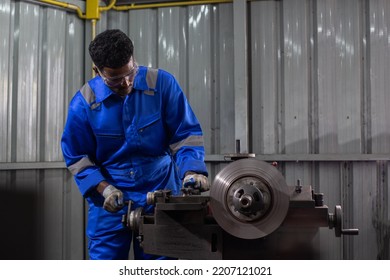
[0,188,38,260]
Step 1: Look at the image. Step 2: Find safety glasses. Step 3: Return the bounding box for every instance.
[96,59,139,88]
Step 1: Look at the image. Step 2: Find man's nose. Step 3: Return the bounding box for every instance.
[121,77,131,87]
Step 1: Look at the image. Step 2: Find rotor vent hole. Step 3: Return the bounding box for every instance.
[235,189,244,198]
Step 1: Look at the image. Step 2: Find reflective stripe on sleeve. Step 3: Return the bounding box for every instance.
[169,135,204,156]
[80,83,100,109]
[68,156,95,175]
[144,68,158,95]
[146,68,158,89]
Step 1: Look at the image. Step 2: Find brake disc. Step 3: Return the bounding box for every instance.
[210,158,290,239]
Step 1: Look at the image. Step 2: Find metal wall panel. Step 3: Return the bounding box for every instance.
[352,162,378,259]
[316,0,363,259]
[128,9,158,67]
[1,0,390,260]
[15,2,40,162]
[251,0,280,155]
[248,0,388,259]
[370,0,390,154]
[0,0,12,163]
[369,2,390,259]
[0,0,86,259]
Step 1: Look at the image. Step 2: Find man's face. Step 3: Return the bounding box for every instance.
[97,58,138,97]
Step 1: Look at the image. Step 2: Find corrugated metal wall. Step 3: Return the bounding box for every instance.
[0,0,389,260]
[0,0,87,260]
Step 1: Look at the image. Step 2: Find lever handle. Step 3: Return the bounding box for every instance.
[328,205,359,237]
[341,228,359,235]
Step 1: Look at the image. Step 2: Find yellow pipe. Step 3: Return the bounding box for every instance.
[86,0,100,19]
[39,0,234,18]
[91,18,97,77]
[39,0,117,19]
[113,0,232,11]
[39,0,87,18]
[91,20,97,39]
[100,0,116,12]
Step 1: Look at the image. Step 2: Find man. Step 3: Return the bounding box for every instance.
[61,29,209,260]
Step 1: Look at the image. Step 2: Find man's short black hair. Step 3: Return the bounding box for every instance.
[88,29,134,70]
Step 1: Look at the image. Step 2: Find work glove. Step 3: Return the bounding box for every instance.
[102,185,124,213]
[183,172,210,192]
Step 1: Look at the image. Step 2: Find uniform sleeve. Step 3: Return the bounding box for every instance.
[160,71,208,179]
[61,92,106,197]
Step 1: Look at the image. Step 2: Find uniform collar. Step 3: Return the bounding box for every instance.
[132,66,149,91]
[88,66,150,103]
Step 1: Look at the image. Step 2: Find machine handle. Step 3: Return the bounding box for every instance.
[328,205,359,237]
[341,229,359,236]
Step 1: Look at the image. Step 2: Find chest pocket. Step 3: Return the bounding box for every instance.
[134,67,167,155]
[136,112,167,155]
[94,128,125,159]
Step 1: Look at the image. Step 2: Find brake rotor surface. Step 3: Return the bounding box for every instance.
[210,158,290,239]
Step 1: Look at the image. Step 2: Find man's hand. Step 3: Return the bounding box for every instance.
[102,185,124,212]
[183,172,210,192]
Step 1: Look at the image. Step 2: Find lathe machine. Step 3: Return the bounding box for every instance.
[122,158,358,259]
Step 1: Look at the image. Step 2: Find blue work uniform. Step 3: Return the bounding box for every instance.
[61,66,208,260]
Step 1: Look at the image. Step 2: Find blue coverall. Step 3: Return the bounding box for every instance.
[61,66,208,259]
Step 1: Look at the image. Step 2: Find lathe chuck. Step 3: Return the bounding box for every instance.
[210,158,290,239]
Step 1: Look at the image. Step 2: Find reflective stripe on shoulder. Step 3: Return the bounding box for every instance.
[169,135,204,156]
[68,156,95,175]
[144,68,158,95]
[80,83,100,109]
